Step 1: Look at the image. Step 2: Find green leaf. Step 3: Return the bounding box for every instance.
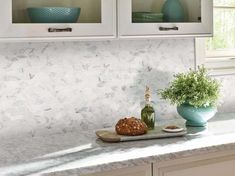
[158,66,221,107]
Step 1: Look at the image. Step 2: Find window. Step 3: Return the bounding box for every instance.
[196,0,235,75]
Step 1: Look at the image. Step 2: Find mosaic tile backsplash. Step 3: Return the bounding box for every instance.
[0,39,234,138]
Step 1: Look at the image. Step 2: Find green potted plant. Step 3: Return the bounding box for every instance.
[159,66,221,127]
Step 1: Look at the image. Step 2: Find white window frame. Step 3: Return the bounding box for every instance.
[195,38,235,76]
[195,2,235,76]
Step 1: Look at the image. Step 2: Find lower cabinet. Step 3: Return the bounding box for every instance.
[153,150,235,176]
[82,150,235,176]
[83,165,152,176]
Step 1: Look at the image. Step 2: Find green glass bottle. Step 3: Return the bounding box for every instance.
[141,86,155,130]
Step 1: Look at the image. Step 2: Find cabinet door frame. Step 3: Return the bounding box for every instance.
[0,0,116,40]
[153,149,235,176]
[118,0,213,38]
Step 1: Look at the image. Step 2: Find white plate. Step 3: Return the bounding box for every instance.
[162,126,184,133]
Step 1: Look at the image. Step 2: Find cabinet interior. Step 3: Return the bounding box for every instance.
[12,0,102,23]
[132,0,202,23]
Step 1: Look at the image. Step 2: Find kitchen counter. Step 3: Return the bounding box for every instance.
[1,113,235,176]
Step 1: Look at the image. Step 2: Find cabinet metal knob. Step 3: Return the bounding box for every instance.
[48,28,72,32]
[159,26,179,31]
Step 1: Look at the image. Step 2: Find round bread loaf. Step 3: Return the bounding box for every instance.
[115,117,148,136]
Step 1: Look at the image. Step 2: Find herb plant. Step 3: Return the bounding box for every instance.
[158,66,221,107]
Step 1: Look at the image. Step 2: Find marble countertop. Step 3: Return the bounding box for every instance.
[1,113,235,176]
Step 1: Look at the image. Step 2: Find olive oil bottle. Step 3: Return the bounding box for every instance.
[141,86,155,130]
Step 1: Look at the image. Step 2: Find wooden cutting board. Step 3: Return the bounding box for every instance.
[96,127,187,143]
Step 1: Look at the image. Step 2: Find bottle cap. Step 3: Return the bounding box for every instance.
[145,86,151,102]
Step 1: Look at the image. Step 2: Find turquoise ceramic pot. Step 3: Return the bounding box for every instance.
[27,7,81,23]
[162,0,185,22]
[177,104,217,127]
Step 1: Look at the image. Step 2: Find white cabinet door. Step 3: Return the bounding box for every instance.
[163,160,235,176]
[0,0,116,39]
[83,165,152,176]
[118,0,213,38]
[153,150,235,176]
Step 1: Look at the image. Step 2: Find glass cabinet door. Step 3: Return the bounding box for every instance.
[0,0,116,39]
[118,0,213,37]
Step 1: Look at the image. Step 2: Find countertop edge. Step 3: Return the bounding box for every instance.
[42,141,235,176]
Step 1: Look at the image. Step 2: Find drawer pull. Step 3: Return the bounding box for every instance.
[48,28,72,32]
[159,26,179,31]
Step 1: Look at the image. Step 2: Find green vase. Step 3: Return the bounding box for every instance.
[177,104,217,127]
[162,0,185,22]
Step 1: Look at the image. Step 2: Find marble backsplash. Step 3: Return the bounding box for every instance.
[216,75,235,113]
[0,39,234,138]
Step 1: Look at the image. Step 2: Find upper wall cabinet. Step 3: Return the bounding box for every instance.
[118,0,213,38]
[0,0,116,39]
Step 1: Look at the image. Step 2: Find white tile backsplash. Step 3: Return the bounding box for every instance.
[0,39,233,138]
[216,76,235,113]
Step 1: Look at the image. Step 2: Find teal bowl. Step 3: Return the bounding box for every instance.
[177,104,217,127]
[27,7,81,23]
